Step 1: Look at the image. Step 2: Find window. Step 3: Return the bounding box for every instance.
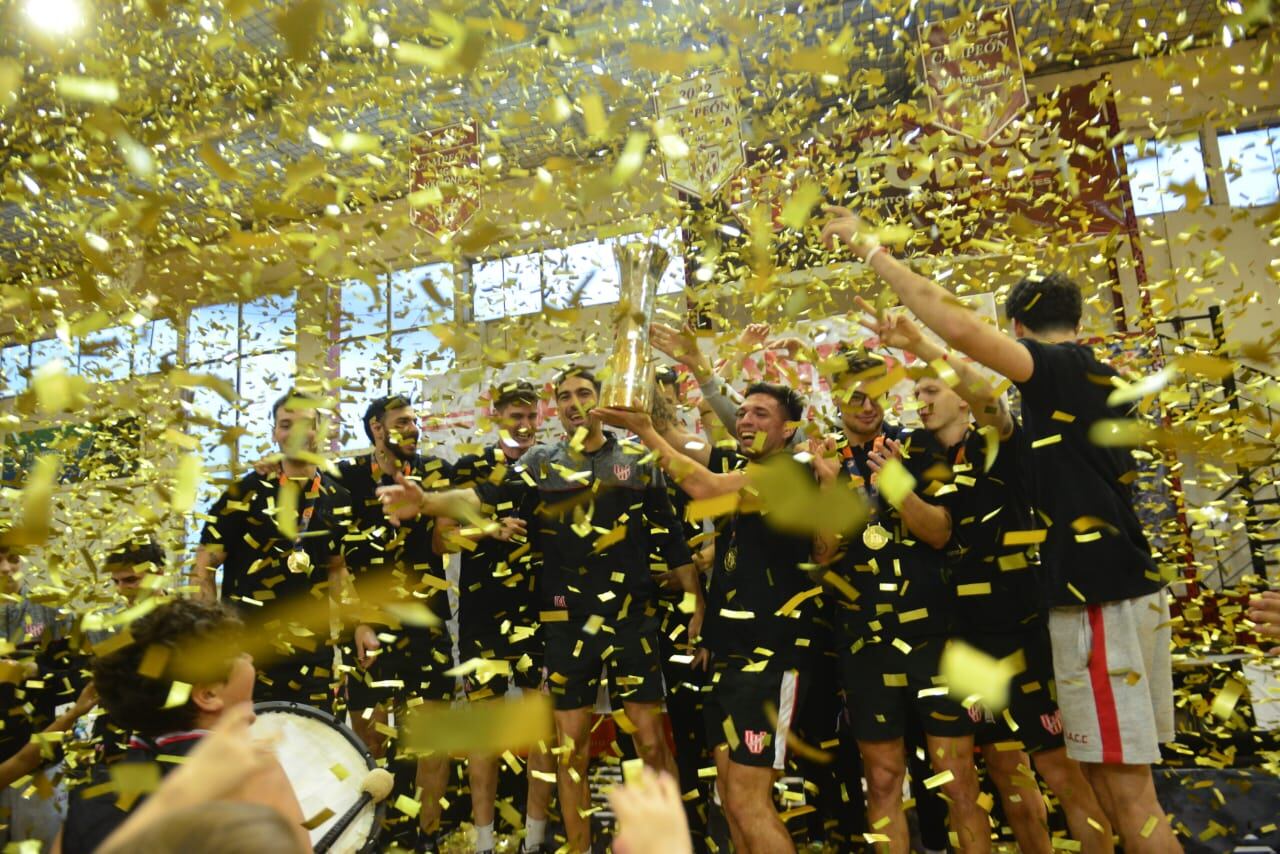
[1,319,177,398]
[472,253,542,322]
[185,293,297,471]
[1218,126,1280,208]
[338,262,456,446]
[1123,133,1210,216]
[1,345,27,397]
[472,229,686,321]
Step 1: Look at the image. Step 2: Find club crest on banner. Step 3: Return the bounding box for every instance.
[919,5,1029,144]
[654,70,745,199]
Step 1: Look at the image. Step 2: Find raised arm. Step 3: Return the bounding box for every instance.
[866,439,952,550]
[856,297,1015,440]
[822,207,1034,384]
[595,408,749,500]
[651,322,742,441]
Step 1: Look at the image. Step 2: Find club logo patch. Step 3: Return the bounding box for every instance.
[613,463,632,480]
[1041,710,1064,735]
[743,729,768,755]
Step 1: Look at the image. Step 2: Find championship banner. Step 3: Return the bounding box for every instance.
[654,70,746,198]
[919,5,1028,144]
[410,121,480,234]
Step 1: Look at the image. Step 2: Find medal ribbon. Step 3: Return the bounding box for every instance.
[279,471,323,553]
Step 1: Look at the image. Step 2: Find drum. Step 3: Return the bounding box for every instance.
[250,701,385,854]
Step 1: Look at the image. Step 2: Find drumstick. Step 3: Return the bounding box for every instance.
[313,767,395,853]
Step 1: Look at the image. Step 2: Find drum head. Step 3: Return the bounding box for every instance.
[251,701,384,854]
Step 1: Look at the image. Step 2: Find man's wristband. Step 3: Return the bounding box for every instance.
[864,244,887,265]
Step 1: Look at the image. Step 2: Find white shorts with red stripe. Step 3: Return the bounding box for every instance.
[1047,588,1174,765]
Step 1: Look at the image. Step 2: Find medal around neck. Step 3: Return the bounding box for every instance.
[287,549,312,573]
[862,524,890,551]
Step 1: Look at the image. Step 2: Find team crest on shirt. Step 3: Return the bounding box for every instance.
[1040,710,1063,735]
[724,547,737,571]
[613,463,632,480]
[743,730,768,755]
[968,704,985,724]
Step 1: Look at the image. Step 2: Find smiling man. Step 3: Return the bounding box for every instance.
[194,388,353,708]
[596,381,828,854]
[331,393,456,852]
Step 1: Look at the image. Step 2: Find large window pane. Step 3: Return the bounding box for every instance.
[391,263,454,330]
[472,254,542,321]
[186,369,237,473]
[241,293,295,356]
[79,326,132,383]
[187,302,238,364]
[337,336,390,448]
[1123,134,1209,216]
[134,319,178,375]
[1218,127,1280,208]
[239,349,298,460]
[341,278,386,340]
[544,240,619,309]
[30,338,76,373]
[390,327,452,381]
[1,344,27,397]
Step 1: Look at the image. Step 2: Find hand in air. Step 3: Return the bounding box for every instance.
[807,436,843,485]
[650,322,702,368]
[865,437,904,474]
[375,472,424,527]
[854,295,924,354]
[820,205,879,260]
[608,766,694,854]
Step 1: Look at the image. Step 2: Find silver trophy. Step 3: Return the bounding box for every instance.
[599,240,671,412]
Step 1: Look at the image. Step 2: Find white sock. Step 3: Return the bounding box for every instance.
[476,822,495,851]
[525,817,547,849]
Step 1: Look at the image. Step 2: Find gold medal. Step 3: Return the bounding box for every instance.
[862,524,890,551]
[287,550,311,573]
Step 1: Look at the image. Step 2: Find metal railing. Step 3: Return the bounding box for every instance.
[1156,306,1279,586]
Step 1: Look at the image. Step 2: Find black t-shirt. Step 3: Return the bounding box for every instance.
[702,448,822,671]
[452,446,541,642]
[1014,339,1163,606]
[62,732,205,854]
[200,470,352,658]
[334,453,454,624]
[501,433,693,620]
[831,424,952,644]
[933,422,1043,634]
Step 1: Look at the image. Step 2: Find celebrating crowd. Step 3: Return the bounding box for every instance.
[3,212,1279,854]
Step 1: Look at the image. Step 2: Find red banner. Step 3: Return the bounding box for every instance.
[920,5,1029,144]
[410,121,480,234]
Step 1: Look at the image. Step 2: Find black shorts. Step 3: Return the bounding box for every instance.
[459,633,545,699]
[345,625,455,710]
[703,667,808,769]
[258,652,337,709]
[543,613,664,711]
[841,638,975,742]
[963,628,1065,753]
